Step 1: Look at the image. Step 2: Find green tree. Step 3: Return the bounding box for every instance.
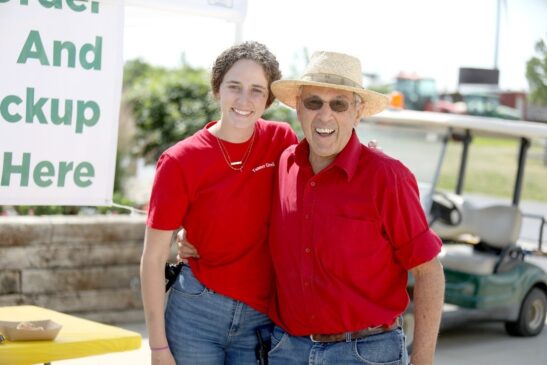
[526,37,547,106]
[123,58,155,88]
[124,60,301,161]
[125,63,219,163]
[263,102,301,138]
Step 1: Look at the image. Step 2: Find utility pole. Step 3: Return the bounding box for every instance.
[494,0,501,69]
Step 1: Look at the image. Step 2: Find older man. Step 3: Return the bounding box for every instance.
[267,51,444,365]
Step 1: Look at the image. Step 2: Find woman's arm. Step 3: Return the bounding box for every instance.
[141,226,177,364]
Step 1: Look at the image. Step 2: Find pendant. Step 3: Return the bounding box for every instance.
[230,161,243,166]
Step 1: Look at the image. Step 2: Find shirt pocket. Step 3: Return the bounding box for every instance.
[318,215,387,278]
[333,201,378,221]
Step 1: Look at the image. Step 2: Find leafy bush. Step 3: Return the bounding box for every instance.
[124,59,301,162]
[125,62,219,163]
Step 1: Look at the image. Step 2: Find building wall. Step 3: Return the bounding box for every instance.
[0,215,152,324]
[527,105,547,123]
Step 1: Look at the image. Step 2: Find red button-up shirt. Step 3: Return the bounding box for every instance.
[269,131,442,335]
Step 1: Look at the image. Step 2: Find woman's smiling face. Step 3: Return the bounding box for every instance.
[215,59,269,130]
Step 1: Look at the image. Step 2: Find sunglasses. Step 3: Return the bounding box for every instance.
[302,96,353,113]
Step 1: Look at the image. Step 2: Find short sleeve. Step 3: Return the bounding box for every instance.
[379,170,442,270]
[146,153,189,230]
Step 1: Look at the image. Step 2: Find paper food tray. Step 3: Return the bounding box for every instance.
[0,320,62,341]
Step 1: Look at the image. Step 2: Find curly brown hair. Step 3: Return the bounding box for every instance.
[211,41,281,108]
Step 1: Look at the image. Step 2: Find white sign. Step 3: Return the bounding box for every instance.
[0,0,124,206]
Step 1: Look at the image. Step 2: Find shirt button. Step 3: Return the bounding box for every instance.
[305,214,310,219]
[304,281,310,287]
[310,181,316,187]
[305,248,311,254]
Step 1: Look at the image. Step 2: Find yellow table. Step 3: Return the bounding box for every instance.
[0,305,141,365]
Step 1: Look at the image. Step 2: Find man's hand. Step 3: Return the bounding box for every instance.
[176,229,200,264]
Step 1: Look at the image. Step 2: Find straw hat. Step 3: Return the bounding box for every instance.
[271,51,388,117]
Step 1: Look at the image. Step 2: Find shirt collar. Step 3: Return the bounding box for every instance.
[293,130,361,181]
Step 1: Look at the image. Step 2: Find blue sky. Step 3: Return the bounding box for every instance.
[123,0,547,92]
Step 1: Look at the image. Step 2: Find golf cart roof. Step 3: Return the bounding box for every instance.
[368,109,547,140]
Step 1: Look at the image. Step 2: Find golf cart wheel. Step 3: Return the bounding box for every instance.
[505,288,547,337]
[402,305,415,354]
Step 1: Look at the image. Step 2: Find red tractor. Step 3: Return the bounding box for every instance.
[393,72,465,114]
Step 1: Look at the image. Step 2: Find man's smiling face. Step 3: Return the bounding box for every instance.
[297,85,363,169]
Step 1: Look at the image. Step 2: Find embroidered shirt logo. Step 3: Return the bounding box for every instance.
[252,162,276,173]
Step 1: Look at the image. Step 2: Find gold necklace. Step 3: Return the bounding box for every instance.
[216,129,256,172]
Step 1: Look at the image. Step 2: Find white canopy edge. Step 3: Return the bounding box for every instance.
[124,0,247,22]
[366,109,547,140]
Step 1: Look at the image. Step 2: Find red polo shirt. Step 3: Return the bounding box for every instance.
[147,119,297,313]
[269,131,442,335]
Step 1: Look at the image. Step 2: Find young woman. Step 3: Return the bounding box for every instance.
[140,41,297,365]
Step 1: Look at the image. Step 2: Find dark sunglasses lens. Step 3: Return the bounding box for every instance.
[330,99,349,112]
[303,97,349,112]
[303,97,324,110]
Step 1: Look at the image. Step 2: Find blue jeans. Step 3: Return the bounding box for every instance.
[268,326,408,365]
[165,264,272,365]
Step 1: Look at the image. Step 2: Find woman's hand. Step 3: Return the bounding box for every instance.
[176,229,200,264]
[367,139,382,151]
[151,348,176,365]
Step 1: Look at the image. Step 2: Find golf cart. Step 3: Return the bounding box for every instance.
[358,109,547,350]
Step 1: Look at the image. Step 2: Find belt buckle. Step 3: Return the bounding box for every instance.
[309,334,320,343]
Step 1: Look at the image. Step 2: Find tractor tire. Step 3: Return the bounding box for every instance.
[505,288,547,337]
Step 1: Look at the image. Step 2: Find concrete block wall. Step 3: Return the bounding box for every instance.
[0,215,147,324]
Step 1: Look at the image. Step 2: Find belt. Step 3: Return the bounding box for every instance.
[309,317,401,343]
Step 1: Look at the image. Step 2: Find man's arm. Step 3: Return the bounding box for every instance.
[176,229,200,263]
[409,257,445,365]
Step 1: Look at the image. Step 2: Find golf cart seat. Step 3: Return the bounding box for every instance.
[438,244,500,275]
[432,194,523,275]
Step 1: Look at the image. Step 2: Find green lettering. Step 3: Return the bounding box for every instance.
[74,162,94,187]
[50,99,73,125]
[76,100,100,133]
[25,88,48,124]
[17,30,50,66]
[1,152,30,187]
[80,36,102,70]
[0,0,12,3]
[0,95,22,123]
[91,1,99,13]
[38,0,61,9]
[53,40,76,68]
[57,161,73,187]
[33,160,54,187]
[66,0,85,12]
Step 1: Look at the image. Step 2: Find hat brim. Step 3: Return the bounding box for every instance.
[271,79,389,117]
